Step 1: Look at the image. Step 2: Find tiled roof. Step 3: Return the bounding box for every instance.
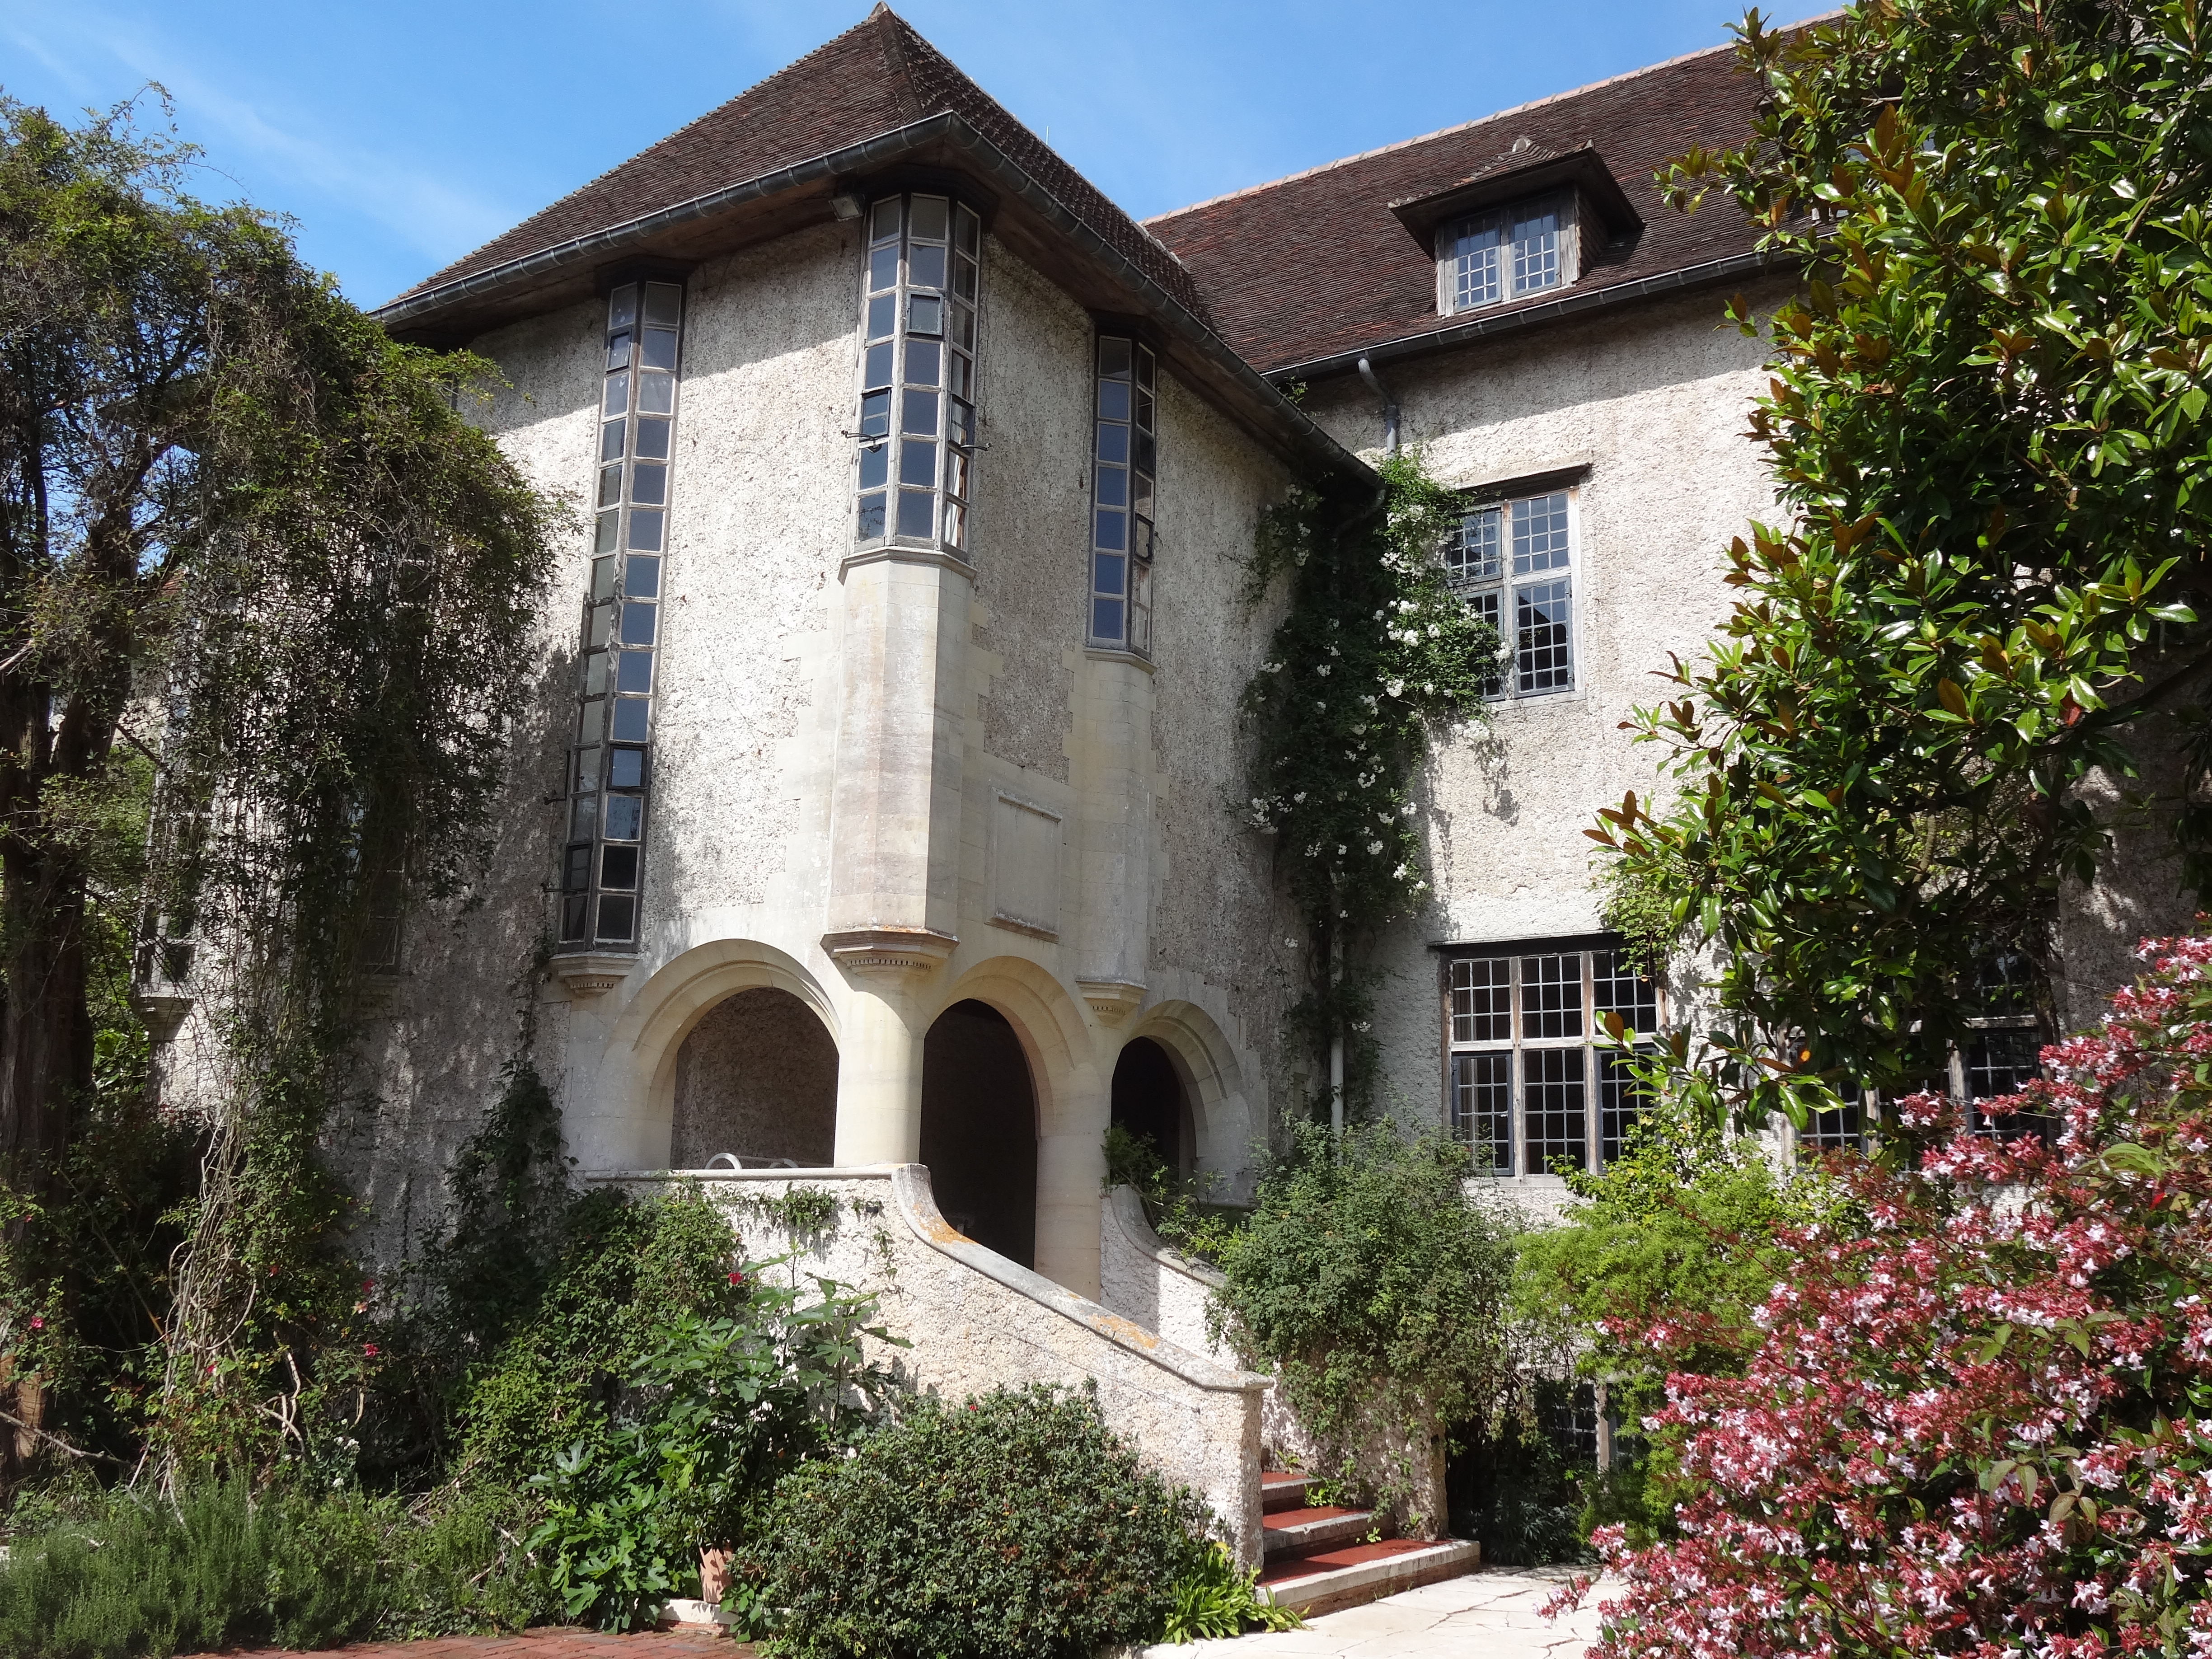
[390,4,1209,325]
[1145,41,1768,378]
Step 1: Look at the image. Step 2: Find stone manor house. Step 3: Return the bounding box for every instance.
[331,12,2180,1549]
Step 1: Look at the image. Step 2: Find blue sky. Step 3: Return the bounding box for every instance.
[5,0,1759,309]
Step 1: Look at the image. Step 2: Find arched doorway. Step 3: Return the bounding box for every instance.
[919,999,1037,1267]
[1111,1036,1193,1177]
[670,987,838,1167]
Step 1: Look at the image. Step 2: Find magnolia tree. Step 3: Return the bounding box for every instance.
[1556,933,2212,1659]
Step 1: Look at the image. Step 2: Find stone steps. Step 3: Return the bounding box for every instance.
[1251,1468,1480,1617]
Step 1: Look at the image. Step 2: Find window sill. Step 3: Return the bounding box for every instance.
[842,544,974,581]
[1083,646,1155,674]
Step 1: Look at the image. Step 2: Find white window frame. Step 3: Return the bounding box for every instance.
[1443,942,1659,1179]
[1436,192,1579,316]
[1444,485,1579,699]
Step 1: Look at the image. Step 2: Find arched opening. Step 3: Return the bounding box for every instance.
[1111,1036,1194,1177]
[919,999,1037,1267]
[670,986,838,1167]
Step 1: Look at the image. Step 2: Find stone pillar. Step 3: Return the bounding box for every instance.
[824,548,969,1168]
[1034,1064,1108,1298]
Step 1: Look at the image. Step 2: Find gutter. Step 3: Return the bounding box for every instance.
[373,113,1374,489]
[1266,248,1786,386]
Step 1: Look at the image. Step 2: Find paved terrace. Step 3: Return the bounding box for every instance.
[188,1569,1608,1659]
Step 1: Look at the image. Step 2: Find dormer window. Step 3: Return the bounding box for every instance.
[1441,195,1574,314]
[1390,146,1641,322]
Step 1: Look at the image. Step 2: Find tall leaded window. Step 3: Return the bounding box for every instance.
[561,278,683,950]
[856,193,981,553]
[1439,196,1576,315]
[1446,943,1657,1176]
[1445,488,1574,697]
[1089,336,1156,654]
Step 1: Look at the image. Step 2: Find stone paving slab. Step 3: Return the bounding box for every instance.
[187,1628,746,1659]
[1139,1567,1608,1659]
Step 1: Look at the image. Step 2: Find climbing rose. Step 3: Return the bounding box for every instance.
[1553,932,2212,1659]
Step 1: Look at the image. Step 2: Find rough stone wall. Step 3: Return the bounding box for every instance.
[669,987,839,1168]
[1299,283,1789,1174]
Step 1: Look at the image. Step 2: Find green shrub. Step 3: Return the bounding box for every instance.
[1210,1120,1522,1523]
[741,1384,1212,1659]
[1161,1543,1302,1643]
[0,1480,552,1658]
[528,1261,896,1631]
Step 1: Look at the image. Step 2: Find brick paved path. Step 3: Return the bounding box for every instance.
[190,1628,748,1659]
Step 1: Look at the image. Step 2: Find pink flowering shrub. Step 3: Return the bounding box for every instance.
[1557,934,2212,1659]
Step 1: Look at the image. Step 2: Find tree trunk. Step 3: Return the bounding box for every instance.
[0,844,94,1201]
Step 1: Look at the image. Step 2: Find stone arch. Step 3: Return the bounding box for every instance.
[670,987,838,1168]
[919,999,1038,1267]
[1123,1000,1259,1192]
[1111,1037,1194,1176]
[570,938,839,1172]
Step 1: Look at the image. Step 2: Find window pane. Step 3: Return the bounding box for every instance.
[858,491,886,539]
[906,338,942,386]
[606,331,632,371]
[952,256,978,301]
[596,893,636,942]
[615,651,653,694]
[1515,577,1573,693]
[1450,956,1510,1043]
[1524,1048,1587,1175]
[1100,337,1133,377]
[899,439,938,487]
[624,555,661,599]
[642,283,681,327]
[1136,389,1154,432]
[601,844,640,890]
[601,420,626,463]
[1096,465,1128,507]
[1452,1052,1513,1175]
[604,792,643,838]
[1511,493,1570,574]
[945,446,972,500]
[1098,380,1131,421]
[608,285,637,330]
[909,294,943,336]
[640,328,678,372]
[951,300,975,348]
[1511,206,1562,294]
[1591,949,1658,1033]
[1092,596,1125,641]
[1134,432,1156,474]
[611,697,650,743]
[638,373,675,415]
[590,556,616,601]
[859,444,888,489]
[628,463,666,505]
[619,603,657,647]
[868,294,895,340]
[1453,238,1500,311]
[869,245,899,291]
[902,389,938,434]
[628,509,665,552]
[1093,551,1126,598]
[604,371,629,416]
[870,196,901,242]
[1521,954,1584,1039]
[947,351,973,398]
[909,195,949,241]
[859,390,890,437]
[1446,506,1500,584]
[1598,1049,1651,1165]
[1469,590,1503,695]
[955,206,980,254]
[586,605,613,648]
[607,749,645,791]
[576,697,605,744]
[1097,423,1129,464]
[1136,347,1155,389]
[573,745,600,792]
[597,466,623,509]
[1095,508,1127,551]
[947,398,974,446]
[569,793,596,839]
[633,417,669,461]
[562,894,589,942]
[942,497,966,548]
[584,651,609,695]
[1133,472,1156,517]
[864,342,894,389]
[908,244,947,290]
[896,487,936,538]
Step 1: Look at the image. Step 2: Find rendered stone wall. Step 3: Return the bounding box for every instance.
[605,1165,1270,1568]
[669,988,838,1169]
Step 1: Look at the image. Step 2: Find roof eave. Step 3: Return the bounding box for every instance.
[1262,248,1791,385]
[372,112,1373,490]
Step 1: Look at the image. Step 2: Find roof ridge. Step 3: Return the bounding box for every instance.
[1144,34,1745,226]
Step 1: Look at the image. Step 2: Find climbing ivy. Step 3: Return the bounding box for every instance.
[1241,451,1498,1111]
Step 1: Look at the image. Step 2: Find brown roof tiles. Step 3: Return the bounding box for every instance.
[1146,41,1768,378]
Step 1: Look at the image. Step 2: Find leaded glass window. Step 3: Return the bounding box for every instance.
[562,278,682,950]
[1445,488,1575,697]
[855,193,981,554]
[1440,195,1576,315]
[1447,943,1658,1176]
[1089,335,1157,654]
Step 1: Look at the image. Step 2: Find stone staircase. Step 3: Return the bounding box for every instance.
[1254,1469,1481,1617]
